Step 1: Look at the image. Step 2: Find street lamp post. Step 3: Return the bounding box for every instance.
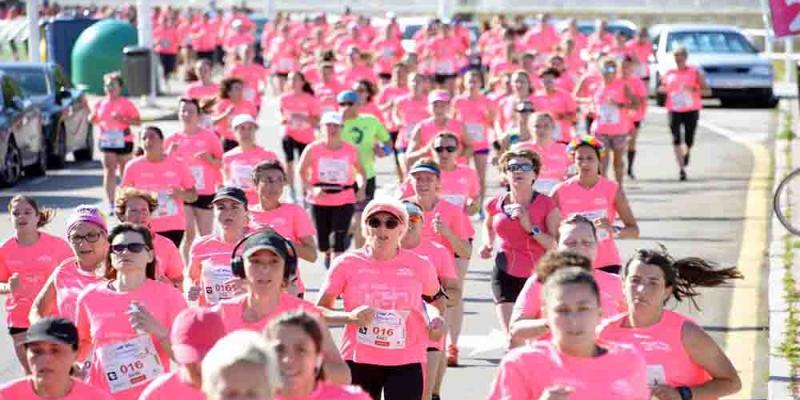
[27,0,41,62]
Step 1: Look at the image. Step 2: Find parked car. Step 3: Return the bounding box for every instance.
[0,71,46,187]
[0,62,94,168]
[649,24,777,108]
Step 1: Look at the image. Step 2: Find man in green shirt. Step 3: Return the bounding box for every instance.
[337,90,393,246]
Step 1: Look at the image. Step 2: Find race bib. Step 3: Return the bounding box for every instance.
[318,158,348,184]
[382,47,395,58]
[100,130,126,150]
[357,309,408,349]
[159,39,171,48]
[465,123,485,142]
[190,166,205,191]
[574,209,609,241]
[598,104,620,124]
[97,335,164,393]
[533,179,560,196]
[243,87,256,102]
[231,162,254,189]
[436,60,453,74]
[201,261,236,304]
[441,193,467,208]
[154,191,178,218]
[671,90,692,109]
[289,113,309,130]
[277,58,293,71]
[646,364,667,386]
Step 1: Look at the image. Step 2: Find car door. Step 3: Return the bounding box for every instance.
[52,64,87,153]
[0,76,15,171]
[6,76,42,166]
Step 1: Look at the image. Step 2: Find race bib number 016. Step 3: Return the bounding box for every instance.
[357,309,408,349]
[97,335,164,393]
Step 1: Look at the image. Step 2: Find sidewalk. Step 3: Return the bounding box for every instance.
[769,99,800,398]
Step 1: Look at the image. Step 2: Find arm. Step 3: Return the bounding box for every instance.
[677,321,742,398]
[697,70,712,97]
[480,209,495,258]
[459,123,474,161]
[318,319,352,384]
[316,292,361,326]
[173,186,199,203]
[403,126,431,168]
[439,224,472,259]
[508,318,550,349]
[614,188,639,239]
[29,269,59,323]
[296,147,313,194]
[294,235,318,262]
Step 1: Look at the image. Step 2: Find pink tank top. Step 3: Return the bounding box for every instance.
[417,117,465,149]
[663,67,703,113]
[553,176,621,268]
[599,310,712,392]
[53,259,103,322]
[514,141,570,195]
[305,141,359,206]
[590,80,633,136]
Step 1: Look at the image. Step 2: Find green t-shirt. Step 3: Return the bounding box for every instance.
[341,114,390,179]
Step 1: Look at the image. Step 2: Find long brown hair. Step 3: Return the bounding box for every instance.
[9,195,56,228]
[104,223,157,281]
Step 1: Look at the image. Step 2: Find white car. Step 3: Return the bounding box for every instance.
[649,24,777,108]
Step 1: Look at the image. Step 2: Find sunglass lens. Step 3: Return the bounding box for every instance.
[385,218,400,229]
[367,218,381,228]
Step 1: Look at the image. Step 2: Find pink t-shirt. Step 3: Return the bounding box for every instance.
[400,165,480,212]
[622,75,648,122]
[153,26,180,54]
[393,94,430,149]
[488,340,649,400]
[625,39,653,79]
[302,141,360,206]
[552,176,621,268]
[410,240,456,351]
[376,85,409,132]
[164,129,225,196]
[213,292,321,333]
[416,118,466,151]
[76,280,187,400]
[599,310,712,391]
[485,193,556,278]
[222,146,279,205]
[190,21,219,52]
[0,377,113,400]
[92,97,140,143]
[372,38,405,75]
[321,248,439,366]
[415,199,475,255]
[214,99,259,141]
[497,95,533,133]
[531,89,578,142]
[280,92,322,144]
[276,383,371,400]
[0,232,72,328]
[120,156,196,233]
[590,80,633,136]
[663,67,703,113]
[153,233,183,282]
[185,82,219,100]
[338,65,378,88]
[512,270,625,324]
[52,259,104,323]
[512,141,570,195]
[139,370,204,400]
[188,233,239,306]
[227,63,268,103]
[453,94,496,151]
[314,81,345,116]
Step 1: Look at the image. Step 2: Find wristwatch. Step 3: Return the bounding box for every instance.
[529,226,542,237]
[677,386,693,400]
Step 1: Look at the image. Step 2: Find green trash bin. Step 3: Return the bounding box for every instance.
[71,19,137,95]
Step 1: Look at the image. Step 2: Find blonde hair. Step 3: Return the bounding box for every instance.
[202,331,281,397]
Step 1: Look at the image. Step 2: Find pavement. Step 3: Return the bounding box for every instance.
[0,76,781,399]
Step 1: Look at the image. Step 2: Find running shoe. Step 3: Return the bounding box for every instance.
[447,344,459,367]
[679,169,687,181]
[432,395,441,400]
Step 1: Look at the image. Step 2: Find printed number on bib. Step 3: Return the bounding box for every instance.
[97,335,164,393]
[243,87,256,102]
[646,364,667,386]
[441,194,467,208]
[154,192,178,218]
[202,261,236,304]
[232,163,254,189]
[436,60,453,74]
[465,123,485,142]
[318,158,349,184]
[598,104,620,124]
[190,166,205,191]
[357,309,408,349]
[277,58,293,71]
[100,131,126,149]
[289,113,309,130]
[671,90,692,109]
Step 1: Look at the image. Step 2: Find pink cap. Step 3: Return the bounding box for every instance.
[428,89,451,104]
[170,308,226,364]
[66,205,108,235]
[361,197,409,234]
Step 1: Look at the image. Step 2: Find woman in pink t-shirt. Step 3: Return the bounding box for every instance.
[222,115,279,206]
[75,223,188,400]
[619,55,649,180]
[227,45,268,105]
[495,70,534,134]
[89,72,141,213]
[212,77,259,151]
[512,112,571,195]
[599,247,743,400]
[267,312,371,400]
[391,73,430,160]
[488,267,650,400]
[405,90,472,169]
[29,206,108,325]
[279,72,321,199]
[479,150,560,333]
[0,196,72,373]
[453,70,497,204]
[185,60,220,101]
[531,67,578,143]
[316,198,443,400]
[552,136,639,273]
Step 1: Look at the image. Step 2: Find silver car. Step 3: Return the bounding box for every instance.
[649,24,776,108]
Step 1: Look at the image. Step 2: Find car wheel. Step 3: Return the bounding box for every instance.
[0,139,23,187]
[73,125,94,162]
[27,139,47,177]
[47,125,67,169]
[719,98,739,108]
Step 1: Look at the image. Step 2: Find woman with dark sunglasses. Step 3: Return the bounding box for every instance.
[75,223,187,400]
[317,198,443,400]
[480,149,560,334]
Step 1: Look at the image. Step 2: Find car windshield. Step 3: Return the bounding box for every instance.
[666,31,756,54]
[577,25,635,39]
[2,69,49,96]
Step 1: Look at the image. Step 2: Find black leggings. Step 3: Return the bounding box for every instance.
[311,204,355,253]
[347,361,424,400]
[668,110,699,148]
[158,230,185,248]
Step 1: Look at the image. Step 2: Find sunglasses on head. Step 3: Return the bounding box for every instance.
[506,163,534,172]
[434,145,458,153]
[367,216,401,229]
[110,242,148,254]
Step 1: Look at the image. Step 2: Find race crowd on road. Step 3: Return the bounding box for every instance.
[0,5,744,400]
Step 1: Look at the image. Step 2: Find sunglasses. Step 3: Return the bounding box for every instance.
[434,145,458,153]
[69,232,103,244]
[339,102,355,107]
[110,242,148,254]
[506,163,534,172]
[367,217,401,229]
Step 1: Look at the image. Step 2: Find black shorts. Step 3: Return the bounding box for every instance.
[354,176,377,212]
[634,121,642,129]
[196,50,215,62]
[274,72,289,79]
[378,72,392,81]
[347,361,423,400]
[282,136,308,163]
[157,230,184,248]
[598,264,622,275]
[222,138,239,152]
[311,204,355,253]
[185,194,214,210]
[8,327,26,335]
[491,253,529,304]
[159,53,177,76]
[100,141,134,155]
[433,73,456,84]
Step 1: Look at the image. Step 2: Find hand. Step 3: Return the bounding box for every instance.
[71,362,89,379]
[194,151,214,162]
[127,302,168,340]
[7,273,20,293]
[594,217,613,235]
[432,213,449,236]
[428,316,446,341]
[186,285,202,302]
[538,385,574,400]
[480,244,493,259]
[349,305,375,327]
[356,187,367,202]
[467,200,481,216]
[651,385,682,400]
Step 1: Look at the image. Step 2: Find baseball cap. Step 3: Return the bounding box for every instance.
[428,89,450,104]
[362,197,409,230]
[66,205,108,234]
[171,308,226,364]
[22,317,79,349]
[320,111,343,126]
[232,114,258,129]
[409,161,441,177]
[212,186,248,205]
[336,90,359,104]
[241,230,292,260]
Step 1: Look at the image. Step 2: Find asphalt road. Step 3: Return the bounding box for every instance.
[0,90,777,399]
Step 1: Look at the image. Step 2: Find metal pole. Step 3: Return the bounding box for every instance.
[27,0,41,62]
[437,0,451,20]
[265,0,276,19]
[786,38,794,84]
[137,0,157,104]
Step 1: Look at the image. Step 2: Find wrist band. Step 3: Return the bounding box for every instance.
[677,386,693,400]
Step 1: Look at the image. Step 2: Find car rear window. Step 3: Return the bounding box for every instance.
[666,31,756,54]
[2,69,49,96]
